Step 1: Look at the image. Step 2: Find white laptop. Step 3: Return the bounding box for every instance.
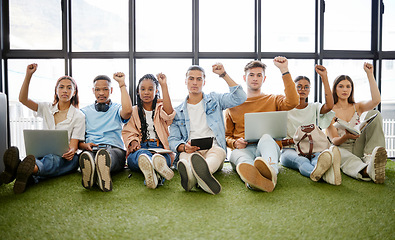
[244,111,288,142]
[24,130,69,158]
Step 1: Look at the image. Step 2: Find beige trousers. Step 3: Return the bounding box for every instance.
[339,110,385,179]
[179,145,226,174]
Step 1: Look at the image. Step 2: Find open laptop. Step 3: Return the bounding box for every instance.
[244,111,288,142]
[24,130,69,158]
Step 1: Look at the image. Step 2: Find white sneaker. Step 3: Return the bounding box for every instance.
[322,146,342,186]
[95,149,112,192]
[138,153,158,189]
[177,158,197,191]
[310,150,332,182]
[367,146,387,184]
[79,151,95,189]
[190,153,222,195]
[152,153,174,180]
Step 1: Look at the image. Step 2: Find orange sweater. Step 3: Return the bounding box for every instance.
[225,73,299,149]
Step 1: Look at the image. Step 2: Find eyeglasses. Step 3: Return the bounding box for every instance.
[297,85,310,90]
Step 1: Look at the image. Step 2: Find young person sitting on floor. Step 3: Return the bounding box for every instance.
[168,63,247,195]
[122,73,176,189]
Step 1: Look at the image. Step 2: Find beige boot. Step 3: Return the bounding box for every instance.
[367,146,387,184]
[322,146,341,185]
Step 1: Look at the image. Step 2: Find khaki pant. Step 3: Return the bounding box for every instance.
[339,110,385,179]
[179,145,226,174]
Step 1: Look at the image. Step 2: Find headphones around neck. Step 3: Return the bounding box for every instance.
[95,100,111,112]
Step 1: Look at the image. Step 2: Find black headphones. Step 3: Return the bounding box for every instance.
[95,100,111,112]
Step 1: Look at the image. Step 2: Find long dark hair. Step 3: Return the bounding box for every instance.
[294,76,310,103]
[136,74,160,142]
[332,75,355,104]
[53,76,79,108]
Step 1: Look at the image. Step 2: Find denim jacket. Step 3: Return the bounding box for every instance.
[168,85,247,153]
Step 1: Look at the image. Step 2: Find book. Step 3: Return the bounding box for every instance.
[143,148,173,154]
[333,112,378,135]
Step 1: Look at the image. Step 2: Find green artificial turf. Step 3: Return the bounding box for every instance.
[0,160,394,240]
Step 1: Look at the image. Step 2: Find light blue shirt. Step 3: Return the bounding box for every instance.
[81,102,128,149]
[168,85,247,152]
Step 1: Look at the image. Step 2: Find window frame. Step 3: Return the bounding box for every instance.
[1,0,394,157]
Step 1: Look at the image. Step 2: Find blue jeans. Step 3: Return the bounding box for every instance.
[34,154,79,181]
[127,141,171,172]
[229,134,281,174]
[280,148,320,178]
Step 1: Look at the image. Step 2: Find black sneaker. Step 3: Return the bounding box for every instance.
[79,152,95,189]
[13,155,36,194]
[190,153,221,195]
[0,147,21,184]
[95,149,112,192]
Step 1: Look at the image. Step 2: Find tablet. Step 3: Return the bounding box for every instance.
[191,137,214,150]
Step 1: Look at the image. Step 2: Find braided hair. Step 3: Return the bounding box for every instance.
[136,74,160,142]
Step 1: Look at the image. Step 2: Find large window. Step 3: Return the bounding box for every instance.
[72,0,129,52]
[2,0,395,157]
[9,0,62,49]
[324,0,371,50]
[261,0,315,52]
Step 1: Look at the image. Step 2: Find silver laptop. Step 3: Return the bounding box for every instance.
[244,111,288,142]
[24,130,69,158]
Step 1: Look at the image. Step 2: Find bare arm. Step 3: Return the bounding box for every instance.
[62,139,79,161]
[212,63,237,87]
[315,65,334,114]
[327,119,359,146]
[19,63,39,112]
[357,63,381,113]
[113,72,133,120]
[156,73,174,115]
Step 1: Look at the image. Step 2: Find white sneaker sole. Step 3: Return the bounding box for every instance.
[152,154,174,180]
[138,154,158,189]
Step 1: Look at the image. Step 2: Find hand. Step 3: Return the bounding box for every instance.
[82,142,98,151]
[185,141,200,153]
[156,72,167,86]
[234,138,248,149]
[113,72,126,85]
[344,130,360,140]
[363,62,374,75]
[129,140,140,153]
[62,148,76,161]
[273,56,289,73]
[315,65,327,77]
[26,63,38,75]
[212,63,226,76]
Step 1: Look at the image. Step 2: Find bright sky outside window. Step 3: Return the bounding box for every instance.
[9,0,62,49]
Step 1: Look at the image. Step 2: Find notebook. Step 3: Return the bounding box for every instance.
[23,129,69,158]
[244,111,288,142]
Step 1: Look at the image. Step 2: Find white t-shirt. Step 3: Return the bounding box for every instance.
[187,100,216,141]
[143,109,156,140]
[35,102,85,142]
